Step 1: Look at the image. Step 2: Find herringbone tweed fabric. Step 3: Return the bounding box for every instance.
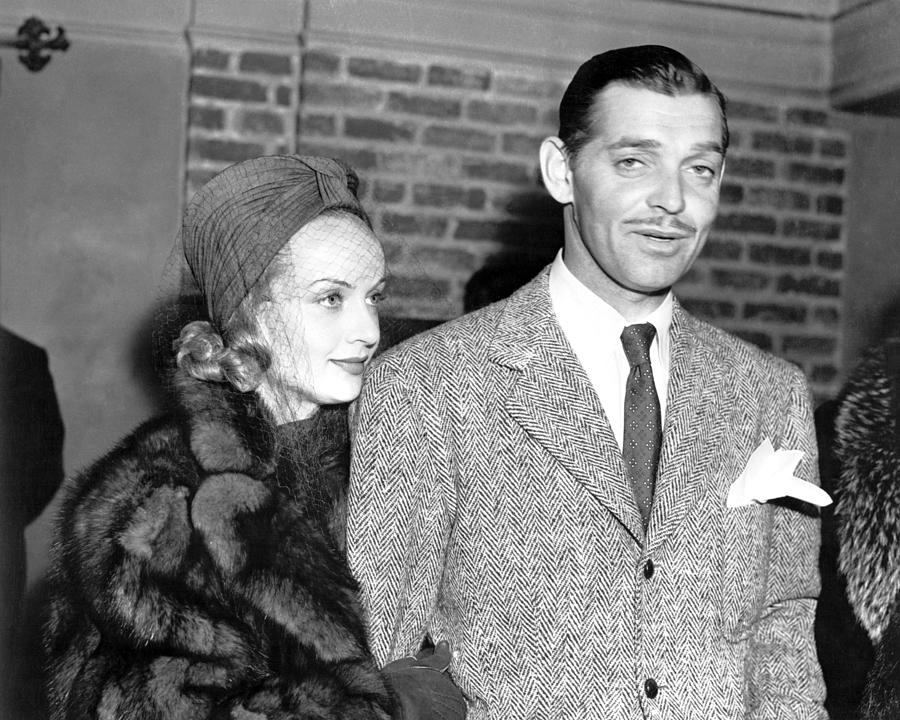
[347,268,827,719]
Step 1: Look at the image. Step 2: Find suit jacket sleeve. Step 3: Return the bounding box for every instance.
[746,368,827,719]
[0,332,65,524]
[347,355,455,665]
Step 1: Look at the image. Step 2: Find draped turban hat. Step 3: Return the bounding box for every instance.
[181,155,369,330]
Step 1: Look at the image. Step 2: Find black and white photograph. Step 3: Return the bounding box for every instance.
[1,1,898,718]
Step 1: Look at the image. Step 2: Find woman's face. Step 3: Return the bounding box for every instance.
[256,212,386,422]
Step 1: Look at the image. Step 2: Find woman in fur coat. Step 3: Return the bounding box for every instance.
[43,155,465,720]
[817,337,900,719]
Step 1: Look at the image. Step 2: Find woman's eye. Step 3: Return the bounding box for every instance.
[318,293,343,308]
[367,292,384,306]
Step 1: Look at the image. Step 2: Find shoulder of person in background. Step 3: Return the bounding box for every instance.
[0,325,65,523]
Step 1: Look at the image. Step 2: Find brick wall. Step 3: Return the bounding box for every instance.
[677,100,848,396]
[186,43,300,198]
[186,42,848,400]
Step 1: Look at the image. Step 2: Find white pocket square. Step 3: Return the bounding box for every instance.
[726,437,832,508]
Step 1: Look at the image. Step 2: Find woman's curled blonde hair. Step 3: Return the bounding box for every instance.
[174,312,271,393]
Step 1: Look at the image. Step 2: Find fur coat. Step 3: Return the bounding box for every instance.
[44,368,394,720]
[831,340,900,718]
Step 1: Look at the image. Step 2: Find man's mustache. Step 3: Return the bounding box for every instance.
[623,217,697,234]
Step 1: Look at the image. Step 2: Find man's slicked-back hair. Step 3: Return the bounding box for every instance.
[558,44,729,160]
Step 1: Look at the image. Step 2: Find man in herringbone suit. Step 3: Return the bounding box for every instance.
[347,45,827,719]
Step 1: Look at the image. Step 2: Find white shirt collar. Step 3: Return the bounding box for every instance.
[549,249,674,356]
[548,249,673,448]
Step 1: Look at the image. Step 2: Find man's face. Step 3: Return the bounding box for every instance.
[563,83,725,304]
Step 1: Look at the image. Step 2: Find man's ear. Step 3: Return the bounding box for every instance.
[539,136,574,205]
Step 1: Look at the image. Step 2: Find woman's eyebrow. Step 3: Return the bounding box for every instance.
[307,274,387,290]
[308,278,352,288]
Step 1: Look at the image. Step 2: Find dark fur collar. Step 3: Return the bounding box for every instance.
[170,368,278,479]
[834,344,900,643]
[168,369,350,519]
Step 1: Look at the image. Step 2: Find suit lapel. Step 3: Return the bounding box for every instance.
[647,304,738,555]
[490,271,644,544]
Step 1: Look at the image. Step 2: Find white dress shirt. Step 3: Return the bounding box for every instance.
[548,250,673,450]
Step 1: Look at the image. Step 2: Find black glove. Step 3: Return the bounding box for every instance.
[382,640,467,720]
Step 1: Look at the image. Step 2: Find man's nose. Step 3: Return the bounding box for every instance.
[647,168,686,215]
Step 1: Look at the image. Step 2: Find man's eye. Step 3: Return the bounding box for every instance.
[617,158,643,170]
[692,165,716,177]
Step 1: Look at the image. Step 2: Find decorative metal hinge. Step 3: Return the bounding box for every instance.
[0,16,69,72]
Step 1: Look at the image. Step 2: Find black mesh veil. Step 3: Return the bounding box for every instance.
[153,154,371,383]
[151,154,384,526]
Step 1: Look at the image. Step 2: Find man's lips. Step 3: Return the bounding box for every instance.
[633,227,690,240]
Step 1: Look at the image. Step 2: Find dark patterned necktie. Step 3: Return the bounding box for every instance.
[621,323,662,529]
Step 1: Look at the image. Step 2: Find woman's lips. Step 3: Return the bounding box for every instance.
[331,358,367,376]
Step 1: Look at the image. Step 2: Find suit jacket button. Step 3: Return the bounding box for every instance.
[644,678,659,699]
[643,559,655,579]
